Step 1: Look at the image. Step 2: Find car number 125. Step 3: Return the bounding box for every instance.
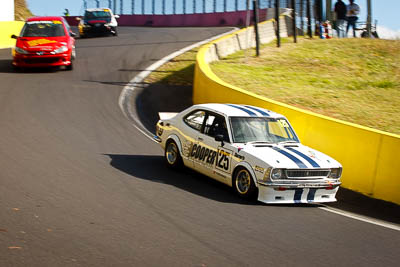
[216,148,232,173]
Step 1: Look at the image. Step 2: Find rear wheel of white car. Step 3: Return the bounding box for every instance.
[233,168,257,199]
[165,140,182,169]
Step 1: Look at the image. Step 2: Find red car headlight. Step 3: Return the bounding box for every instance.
[52,46,68,54]
[15,47,29,54]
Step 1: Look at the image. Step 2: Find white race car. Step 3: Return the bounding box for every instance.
[154,104,342,204]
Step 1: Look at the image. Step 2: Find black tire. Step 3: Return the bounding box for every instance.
[164,140,183,169]
[232,167,257,199]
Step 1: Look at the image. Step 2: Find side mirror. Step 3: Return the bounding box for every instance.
[114,15,120,19]
[215,134,225,147]
[11,34,17,39]
[70,31,76,37]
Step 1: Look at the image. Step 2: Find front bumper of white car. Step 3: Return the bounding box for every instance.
[257,182,340,204]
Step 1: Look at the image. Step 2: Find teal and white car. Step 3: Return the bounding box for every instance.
[154,104,342,204]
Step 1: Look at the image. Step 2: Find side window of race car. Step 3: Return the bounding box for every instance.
[204,113,230,142]
[184,110,206,131]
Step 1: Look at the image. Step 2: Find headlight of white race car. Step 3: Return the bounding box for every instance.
[15,47,29,54]
[271,168,286,179]
[329,167,342,179]
[52,46,68,54]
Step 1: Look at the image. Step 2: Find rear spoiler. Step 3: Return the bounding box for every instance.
[158,112,178,120]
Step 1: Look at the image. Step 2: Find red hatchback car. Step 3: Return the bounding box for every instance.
[11,16,76,70]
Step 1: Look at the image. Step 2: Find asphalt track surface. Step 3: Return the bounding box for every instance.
[0,27,399,267]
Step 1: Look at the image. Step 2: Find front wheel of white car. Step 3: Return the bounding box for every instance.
[165,140,182,169]
[233,168,257,199]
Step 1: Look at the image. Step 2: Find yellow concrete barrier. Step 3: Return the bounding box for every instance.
[193,20,400,205]
[0,21,24,49]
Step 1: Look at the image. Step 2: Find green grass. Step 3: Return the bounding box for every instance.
[211,38,400,135]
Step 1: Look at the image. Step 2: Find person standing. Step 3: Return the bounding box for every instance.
[346,0,360,37]
[334,0,347,38]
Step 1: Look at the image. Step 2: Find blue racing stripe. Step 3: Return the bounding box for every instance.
[286,147,320,168]
[244,105,270,116]
[294,189,303,203]
[226,104,257,116]
[272,147,307,168]
[307,188,317,202]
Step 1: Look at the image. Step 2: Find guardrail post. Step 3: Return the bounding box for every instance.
[306,0,312,38]
[292,0,297,43]
[113,0,116,14]
[120,0,123,14]
[275,0,281,47]
[109,0,112,9]
[300,0,304,35]
[367,0,372,37]
[142,0,145,14]
[253,0,260,56]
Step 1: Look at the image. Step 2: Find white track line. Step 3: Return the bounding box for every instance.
[319,205,400,231]
[118,28,400,231]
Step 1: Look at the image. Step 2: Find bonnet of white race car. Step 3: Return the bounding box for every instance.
[239,143,341,169]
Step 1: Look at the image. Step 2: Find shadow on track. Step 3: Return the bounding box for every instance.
[0,59,64,74]
[0,59,15,73]
[77,40,204,49]
[105,153,257,205]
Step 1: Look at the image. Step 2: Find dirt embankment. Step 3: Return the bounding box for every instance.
[15,0,33,21]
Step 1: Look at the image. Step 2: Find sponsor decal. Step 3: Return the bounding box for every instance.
[277,119,289,128]
[254,166,265,174]
[234,152,245,160]
[190,144,218,165]
[308,150,316,158]
[27,39,58,47]
[53,20,62,24]
[27,21,53,24]
[216,149,230,172]
[190,144,231,172]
